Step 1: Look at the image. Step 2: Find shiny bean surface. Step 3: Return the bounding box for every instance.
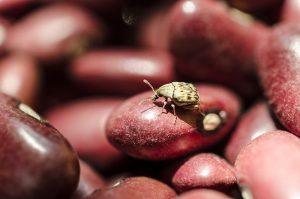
[171,153,236,193]
[225,102,277,163]
[0,93,79,199]
[235,131,300,199]
[106,84,240,160]
[88,176,176,199]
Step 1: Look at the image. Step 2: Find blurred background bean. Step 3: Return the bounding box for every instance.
[70,49,175,95]
[224,102,278,163]
[0,53,39,106]
[0,0,299,198]
[45,97,125,171]
[235,131,300,199]
[0,93,79,199]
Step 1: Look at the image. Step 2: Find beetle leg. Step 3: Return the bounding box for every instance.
[171,103,177,124]
[159,100,168,115]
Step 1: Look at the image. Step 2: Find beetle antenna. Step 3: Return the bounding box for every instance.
[143,79,156,93]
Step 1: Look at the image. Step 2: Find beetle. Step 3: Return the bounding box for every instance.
[143,79,203,121]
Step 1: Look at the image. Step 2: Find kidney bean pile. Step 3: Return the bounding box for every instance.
[0,0,300,198]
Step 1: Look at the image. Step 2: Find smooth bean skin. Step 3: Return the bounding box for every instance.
[257,23,300,137]
[176,189,233,199]
[235,131,300,199]
[88,176,176,199]
[280,0,300,22]
[0,18,9,53]
[168,0,267,100]
[0,93,79,199]
[137,5,170,50]
[225,102,277,163]
[171,153,236,193]
[72,160,106,199]
[70,49,175,95]
[4,2,105,63]
[0,54,39,106]
[45,98,124,170]
[106,84,240,160]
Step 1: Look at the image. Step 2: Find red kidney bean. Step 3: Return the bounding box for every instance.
[45,98,125,170]
[70,49,175,95]
[225,102,277,163]
[235,130,300,199]
[72,160,106,199]
[0,18,9,51]
[257,23,300,137]
[106,84,240,160]
[0,93,79,199]
[4,2,105,63]
[280,0,300,22]
[88,176,176,199]
[137,4,170,49]
[170,153,236,193]
[176,189,234,199]
[168,0,268,100]
[0,53,39,106]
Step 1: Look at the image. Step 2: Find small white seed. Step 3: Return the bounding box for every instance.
[202,112,222,131]
[18,103,42,121]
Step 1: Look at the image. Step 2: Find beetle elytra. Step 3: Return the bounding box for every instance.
[143,79,203,122]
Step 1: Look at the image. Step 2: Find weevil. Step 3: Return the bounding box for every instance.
[143,79,203,122]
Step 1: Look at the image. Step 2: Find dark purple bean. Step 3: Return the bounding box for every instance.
[106,84,240,160]
[0,93,79,199]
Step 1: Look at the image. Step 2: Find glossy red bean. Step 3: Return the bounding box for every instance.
[45,98,124,170]
[176,189,233,199]
[4,2,105,63]
[106,84,240,160]
[168,0,268,99]
[257,23,300,137]
[171,153,236,192]
[280,0,300,22]
[0,93,79,199]
[235,130,300,199]
[72,160,106,199]
[70,49,175,95]
[88,176,176,199]
[0,53,39,106]
[225,102,277,163]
